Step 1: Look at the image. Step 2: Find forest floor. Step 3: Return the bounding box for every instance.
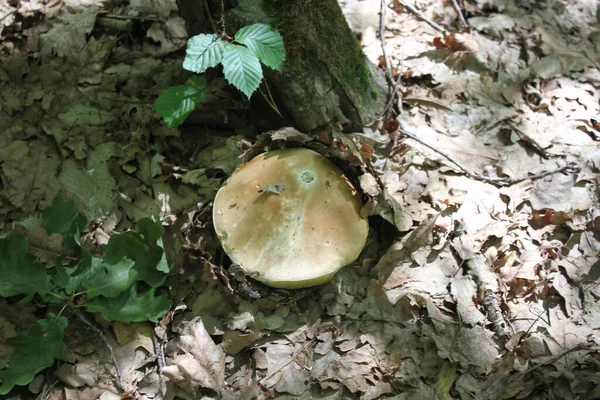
[1,0,599,399]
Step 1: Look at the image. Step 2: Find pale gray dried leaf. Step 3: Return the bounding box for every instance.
[0,140,61,212]
[456,326,500,370]
[40,8,99,58]
[583,290,600,329]
[127,0,177,19]
[545,305,593,356]
[450,276,486,326]
[195,136,244,175]
[274,363,309,396]
[260,343,309,393]
[60,143,118,219]
[165,317,225,392]
[529,173,593,212]
[222,331,262,355]
[359,173,380,197]
[144,17,187,54]
[259,184,286,195]
[268,127,313,143]
[154,182,211,217]
[228,311,255,331]
[551,272,582,318]
[469,14,516,38]
[432,362,457,400]
[58,104,117,126]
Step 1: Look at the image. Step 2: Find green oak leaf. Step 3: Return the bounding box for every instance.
[51,247,92,295]
[0,313,68,395]
[103,218,168,287]
[79,256,136,299]
[0,234,53,301]
[153,78,206,128]
[85,283,171,322]
[42,196,87,242]
[183,33,224,73]
[235,24,285,70]
[222,44,262,98]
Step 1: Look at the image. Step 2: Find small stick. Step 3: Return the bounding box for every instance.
[520,341,593,375]
[379,0,394,88]
[260,339,317,385]
[395,0,447,33]
[451,0,469,29]
[398,128,580,187]
[152,325,167,396]
[75,312,124,391]
[382,70,402,118]
[379,0,404,118]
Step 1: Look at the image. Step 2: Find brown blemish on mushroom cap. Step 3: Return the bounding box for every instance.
[212,148,368,289]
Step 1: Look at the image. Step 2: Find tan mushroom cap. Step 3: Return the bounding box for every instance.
[212,148,369,289]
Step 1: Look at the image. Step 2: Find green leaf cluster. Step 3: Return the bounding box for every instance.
[0,197,172,394]
[154,24,285,127]
[153,75,206,128]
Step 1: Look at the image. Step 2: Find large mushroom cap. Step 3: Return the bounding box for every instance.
[212,148,369,289]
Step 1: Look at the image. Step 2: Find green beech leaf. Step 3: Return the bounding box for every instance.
[85,283,171,322]
[235,23,285,70]
[154,80,206,128]
[222,44,263,98]
[183,34,224,73]
[0,313,68,395]
[0,234,53,301]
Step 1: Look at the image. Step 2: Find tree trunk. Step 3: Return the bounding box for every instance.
[177,0,386,132]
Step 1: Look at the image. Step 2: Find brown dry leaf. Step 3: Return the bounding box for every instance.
[163,317,226,395]
[40,7,99,59]
[259,342,310,395]
[0,140,61,213]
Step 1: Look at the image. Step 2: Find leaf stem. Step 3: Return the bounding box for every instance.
[75,311,124,391]
[259,80,283,117]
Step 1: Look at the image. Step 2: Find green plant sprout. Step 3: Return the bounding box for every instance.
[154,23,286,128]
[0,197,172,395]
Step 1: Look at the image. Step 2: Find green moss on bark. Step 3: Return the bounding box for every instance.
[262,0,371,95]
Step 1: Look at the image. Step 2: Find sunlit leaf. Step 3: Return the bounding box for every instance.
[222,44,263,98]
[154,81,206,128]
[183,34,224,73]
[235,23,285,70]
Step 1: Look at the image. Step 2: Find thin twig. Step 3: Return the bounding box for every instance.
[520,341,593,375]
[259,80,283,117]
[37,379,59,400]
[396,0,447,33]
[379,0,402,118]
[379,0,394,88]
[1,10,17,24]
[398,128,580,187]
[259,339,317,384]
[152,329,165,374]
[152,323,167,397]
[382,70,402,118]
[75,312,124,391]
[202,0,218,34]
[451,0,469,29]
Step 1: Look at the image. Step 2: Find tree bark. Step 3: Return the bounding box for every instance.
[177,0,386,132]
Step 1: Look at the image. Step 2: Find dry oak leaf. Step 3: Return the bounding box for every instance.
[163,317,225,395]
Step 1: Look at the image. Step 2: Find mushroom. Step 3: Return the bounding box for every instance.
[212,148,369,289]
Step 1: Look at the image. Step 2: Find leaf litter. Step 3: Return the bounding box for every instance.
[0,0,600,398]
